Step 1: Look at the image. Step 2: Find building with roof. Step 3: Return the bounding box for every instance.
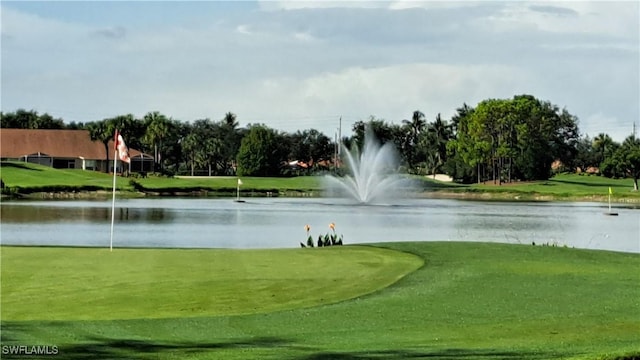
[0,129,153,173]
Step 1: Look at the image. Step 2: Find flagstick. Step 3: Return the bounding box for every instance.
[110,150,118,252]
[608,192,611,213]
[236,180,240,201]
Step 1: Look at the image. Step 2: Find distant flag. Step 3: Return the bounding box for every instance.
[114,130,131,164]
[236,178,243,202]
[609,187,613,195]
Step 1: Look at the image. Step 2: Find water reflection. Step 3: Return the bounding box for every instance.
[0,198,638,253]
[1,204,171,223]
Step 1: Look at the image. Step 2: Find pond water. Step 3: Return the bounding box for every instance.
[0,198,638,253]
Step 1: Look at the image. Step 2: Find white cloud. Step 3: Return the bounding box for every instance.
[218,63,533,134]
[483,1,638,37]
[388,1,485,10]
[236,24,252,34]
[259,0,386,11]
[293,31,316,42]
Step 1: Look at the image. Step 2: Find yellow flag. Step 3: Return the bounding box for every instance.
[609,187,612,195]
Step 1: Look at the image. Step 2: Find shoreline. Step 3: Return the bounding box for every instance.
[3,188,640,204]
[420,190,640,203]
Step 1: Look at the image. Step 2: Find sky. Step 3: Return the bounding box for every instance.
[1,1,638,141]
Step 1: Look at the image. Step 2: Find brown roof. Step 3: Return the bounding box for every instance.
[0,129,146,160]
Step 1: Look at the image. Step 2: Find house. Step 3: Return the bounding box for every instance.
[0,129,153,173]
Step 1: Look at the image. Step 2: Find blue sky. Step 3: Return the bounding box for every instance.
[1,1,638,141]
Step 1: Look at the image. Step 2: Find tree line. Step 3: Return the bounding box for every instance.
[1,93,638,189]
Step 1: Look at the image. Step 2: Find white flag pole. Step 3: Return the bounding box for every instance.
[110,149,118,252]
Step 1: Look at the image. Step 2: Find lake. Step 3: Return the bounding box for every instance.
[1,198,638,253]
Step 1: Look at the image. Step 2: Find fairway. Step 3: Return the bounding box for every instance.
[1,246,422,321]
[4,161,640,202]
[1,242,639,360]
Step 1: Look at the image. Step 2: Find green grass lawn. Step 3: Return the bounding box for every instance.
[138,175,323,192]
[0,161,322,195]
[1,242,638,359]
[0,161,131,191]
[421,173,640,200]
[2,161,639,201]
[473,173,638,196]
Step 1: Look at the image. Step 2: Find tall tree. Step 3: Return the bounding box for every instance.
[351,116,396,151]
[453,99,502,183]
[0,109,64,129]
[236,125,283,176]
[574,135,599,173]
[220,112,242,175]
[66,121,86,130]
[593,133,616,166]
[181,119,225,176]
[182,129,200,176]
[444,104,476,183]
[511,95,579,180]
[452,95,579,182]
[143,111,170,172]
[87,119,116,173]
[402,110,426,144]
[450,103,472,134]
[161,119,190,175]
[87,114,136,173]
[601,135,640,191]
[424,113,453,176]
[401,110,426,171]
[553,108,580,171]
[288,129,333,170]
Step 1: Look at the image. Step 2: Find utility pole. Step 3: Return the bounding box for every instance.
[338,116,342,154]
[334,131,338,173]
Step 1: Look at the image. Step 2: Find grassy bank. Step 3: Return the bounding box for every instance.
[0,161,323,198]
[427,173,640,201]
[2,161,639,201]
[1,242,639,359]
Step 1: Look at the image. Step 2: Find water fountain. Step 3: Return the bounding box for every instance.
[324,131,413,204]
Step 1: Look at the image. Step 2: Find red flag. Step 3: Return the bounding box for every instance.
[114,129,130,163]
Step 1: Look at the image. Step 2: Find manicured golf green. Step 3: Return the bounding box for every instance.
[1,242,638,360]
[1,246,421,321]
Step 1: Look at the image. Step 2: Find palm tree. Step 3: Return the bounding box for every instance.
[402,110,426,170]
[143,111,169,172]
[425,151,443,178]
[593,133,614,166]
[221,112,240,174]
[402,110,426,144]
[621,136,640,191]
[88,119,116,173]
[427,113,453,172]
[450,103,472,134]
[223,112,238,129]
